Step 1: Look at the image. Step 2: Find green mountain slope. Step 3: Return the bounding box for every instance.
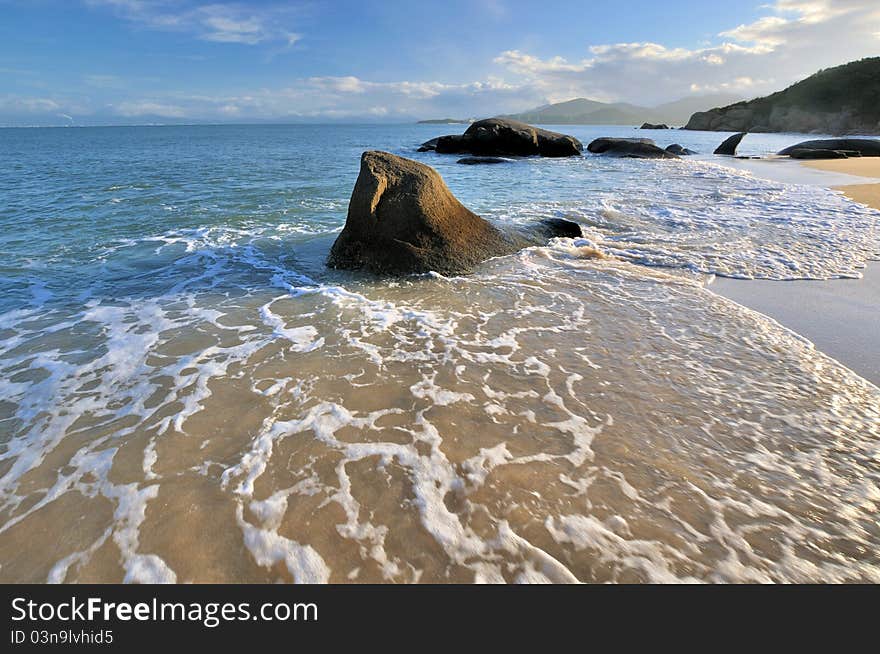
[684,57,880,134]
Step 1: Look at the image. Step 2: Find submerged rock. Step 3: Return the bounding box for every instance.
[714,132,746,156]
[417,137,441,152]
[431,118,582,157]
[537,218,583,239]
[456,156,508,165]
[777,139,880,157]
[587,137,678,159]
[327,151,516,275]
[666,144,697,156]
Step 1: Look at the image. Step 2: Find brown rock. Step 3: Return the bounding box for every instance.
[327,151,515,275]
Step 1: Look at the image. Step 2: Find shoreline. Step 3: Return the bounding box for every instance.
[711,157,880,386]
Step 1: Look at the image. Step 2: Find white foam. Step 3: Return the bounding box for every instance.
[259,301,324,352]
[235,505,330,584]
[545,514,698,583]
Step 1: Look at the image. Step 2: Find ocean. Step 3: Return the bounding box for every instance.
[1,124,878,583]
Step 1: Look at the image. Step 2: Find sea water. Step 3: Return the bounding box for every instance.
[0,124,878,583]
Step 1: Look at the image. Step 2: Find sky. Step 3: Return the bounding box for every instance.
[0,0,878,125]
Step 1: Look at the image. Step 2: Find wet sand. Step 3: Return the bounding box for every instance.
[803,157,880,210]
[713,157,880,386]
[712,265,880,386]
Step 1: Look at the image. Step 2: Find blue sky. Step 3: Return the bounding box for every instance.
[1,0,878,125]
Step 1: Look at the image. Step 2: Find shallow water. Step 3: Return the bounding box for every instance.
[1,124,879,583]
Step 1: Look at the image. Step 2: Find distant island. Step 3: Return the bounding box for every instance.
[684,57,880,135]
[499,94,741,127]
[417,118,474,125]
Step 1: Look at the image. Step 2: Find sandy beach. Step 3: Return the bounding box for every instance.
[713,157,880,386]
[802,156,880,180]
[804,157,880,209]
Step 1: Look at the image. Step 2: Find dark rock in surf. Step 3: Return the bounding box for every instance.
[418,137,441,152]
[777,139,880,157]
[666,144,697,156]
[714,132,746,156]
[432,118,582,157]
[587,137,679,159]
[537,218,583,239]
[640,123,670,130]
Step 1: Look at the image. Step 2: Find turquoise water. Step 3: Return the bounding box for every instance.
[1,125,879,583]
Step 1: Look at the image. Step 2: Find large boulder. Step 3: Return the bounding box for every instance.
[432,118,582,157]
[587,137,678,159]
[640,123,670,130]
[777,139,880,157]
[327,152,516,275]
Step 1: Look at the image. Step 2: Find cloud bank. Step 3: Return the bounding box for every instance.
[494,0,880,103]
[3,0,880,124]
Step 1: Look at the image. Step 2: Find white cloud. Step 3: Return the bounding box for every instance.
[0,95,94,124]
[487,0,880,105]
[85,1,306,47]
[115,100,187,117]
[307,76,369,94]
[0,97,61,112]
[495,51,590,74]
[689,76,770,95]
[199,13,264,44]
[157,76,538,120]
